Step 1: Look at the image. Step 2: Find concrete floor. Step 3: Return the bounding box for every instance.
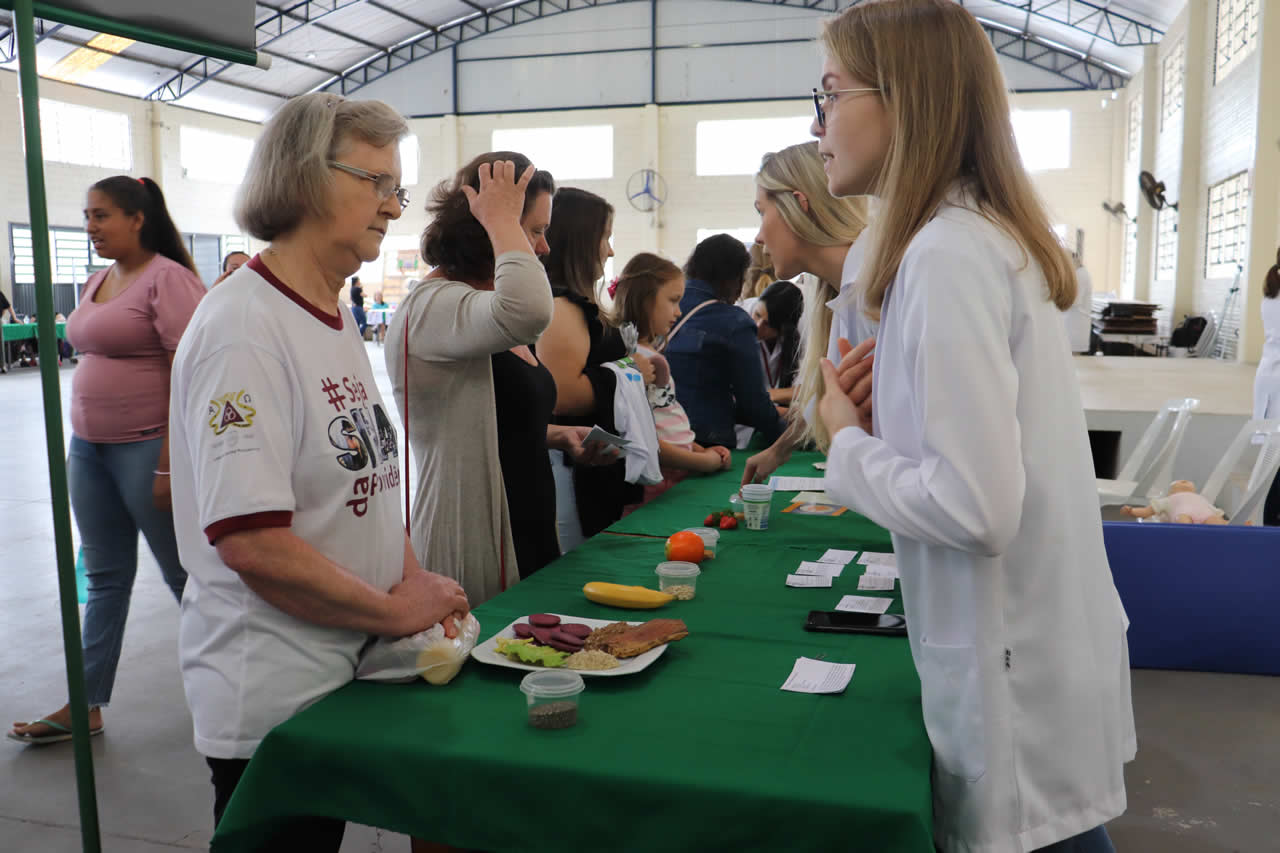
[2,344,1278,852]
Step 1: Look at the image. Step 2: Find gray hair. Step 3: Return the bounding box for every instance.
[235,92,408,241]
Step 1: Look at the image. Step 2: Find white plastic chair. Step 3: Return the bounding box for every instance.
[1097,397,1200,504]
[1192,312,1218,359]
[1199,419,1280,526]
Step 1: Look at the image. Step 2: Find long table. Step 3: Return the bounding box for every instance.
[2,322,68,370]
[212,452,932,852]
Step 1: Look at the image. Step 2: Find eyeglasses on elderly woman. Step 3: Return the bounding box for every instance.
[328,160,410,210]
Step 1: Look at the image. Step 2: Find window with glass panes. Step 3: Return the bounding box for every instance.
[1205,172,1250,278]
[1156,208,1178,280]
[1126,97,1142,161]
[1160,40,1184,131]
[1214,0,1259,84]
[1123,221,1138,293]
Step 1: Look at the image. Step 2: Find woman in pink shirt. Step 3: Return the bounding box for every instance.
[9,176,205,745]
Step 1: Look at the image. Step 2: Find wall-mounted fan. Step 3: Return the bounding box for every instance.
[1102,201,1136,224]
[627,168,668,213]
[1139,171,1178,211]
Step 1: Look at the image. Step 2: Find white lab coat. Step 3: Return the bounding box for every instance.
[823,191,1136,853]
[1064,265,1093,353]
[1252,296,1280,420]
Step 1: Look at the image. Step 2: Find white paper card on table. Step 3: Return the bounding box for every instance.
[584,425,630,448]
[781,657,856,694]
[793,491,839,506]
[786,573,834,588]
[864,563,899,580]
[768,476,827,492]
[795,560,844,578]
[857,551,897,566]
[857,573,896,591]
[819,549,859,566]
[836,595,894,614]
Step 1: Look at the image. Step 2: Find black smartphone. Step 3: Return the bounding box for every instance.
[804,610,907,637]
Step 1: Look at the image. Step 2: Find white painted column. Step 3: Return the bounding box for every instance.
[1240,0,1280,363]
[1133,45,1160,303]
[1172,0,1209,323]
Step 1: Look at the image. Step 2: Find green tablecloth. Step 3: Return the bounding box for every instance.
[608,450,894,554]
[1,322,66,342]
[212,462,930,852]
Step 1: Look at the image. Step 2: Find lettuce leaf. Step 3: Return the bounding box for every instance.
[495,637,568,667]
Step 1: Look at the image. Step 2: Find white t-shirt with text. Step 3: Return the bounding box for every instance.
[169,257,405,759]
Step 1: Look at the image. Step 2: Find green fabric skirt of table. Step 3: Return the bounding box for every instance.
[607,450,894,554]
[1,323,66,342]
[212,462,930,853]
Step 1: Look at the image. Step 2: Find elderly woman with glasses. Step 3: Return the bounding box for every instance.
[167,92,470,850]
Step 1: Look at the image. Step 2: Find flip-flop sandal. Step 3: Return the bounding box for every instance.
[6,718,103,746]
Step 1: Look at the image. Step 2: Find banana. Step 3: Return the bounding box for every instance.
[583,582,673,609]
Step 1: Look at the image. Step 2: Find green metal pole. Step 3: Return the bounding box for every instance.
[14,1,102,851]
[0,0,262,67]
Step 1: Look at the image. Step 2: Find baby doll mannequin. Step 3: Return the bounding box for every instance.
[1121,480,1228,524]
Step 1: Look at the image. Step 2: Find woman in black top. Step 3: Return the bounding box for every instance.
[536,188,656,548]
[491,350,561,575]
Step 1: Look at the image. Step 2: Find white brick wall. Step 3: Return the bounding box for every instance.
[2,78,1121,313]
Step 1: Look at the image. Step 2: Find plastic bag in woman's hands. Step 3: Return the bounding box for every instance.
[356,613,481,685]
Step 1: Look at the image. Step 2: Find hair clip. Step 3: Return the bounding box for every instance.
[607,276,619,298]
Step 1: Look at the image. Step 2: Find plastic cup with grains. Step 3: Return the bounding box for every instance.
[682,526,720,558]
[520,670,584,730]
[656,561,701,600]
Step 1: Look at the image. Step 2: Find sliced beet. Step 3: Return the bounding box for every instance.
[559,623,592,639]
[530,626,556,646]
[547,637,581,652]
[549,629,585,649]
[512,623,533,639]
[529,613,561,628]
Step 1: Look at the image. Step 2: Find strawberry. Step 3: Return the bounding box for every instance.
[719,515,737,530]
[704,512,719,526]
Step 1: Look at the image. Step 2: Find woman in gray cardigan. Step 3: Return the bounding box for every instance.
[387,153,610,605]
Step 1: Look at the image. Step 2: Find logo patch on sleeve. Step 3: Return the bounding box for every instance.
[207,391,257,435]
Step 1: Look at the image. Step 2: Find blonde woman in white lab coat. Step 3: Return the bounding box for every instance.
[812,2,1135,852]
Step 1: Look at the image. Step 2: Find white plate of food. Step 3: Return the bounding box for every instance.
[469,613,688,677]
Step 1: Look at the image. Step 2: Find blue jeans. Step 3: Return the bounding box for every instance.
[1034,826,1116,853]
[68,435,187,708]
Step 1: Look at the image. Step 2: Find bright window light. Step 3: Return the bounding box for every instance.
[696,117,814,177]
[32,99,131,170]
[180,126,254,184]
[1011,110,1071,172]
[696,227,759,248]
[399,135,419,186]
[490,125,613,180]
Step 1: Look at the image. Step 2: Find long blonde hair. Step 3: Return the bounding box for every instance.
[756,141,868,450]
[742,242,776,301]
[822,0,1075,318]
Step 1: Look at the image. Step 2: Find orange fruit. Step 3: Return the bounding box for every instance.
[665,530,705,563]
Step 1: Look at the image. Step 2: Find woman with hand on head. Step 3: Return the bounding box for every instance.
[814,3,1134,851]
[165,93,469,848]
[741,141,869,487]
[536,188,648,550]
[389,152,613,591]
[9,176,203,748]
